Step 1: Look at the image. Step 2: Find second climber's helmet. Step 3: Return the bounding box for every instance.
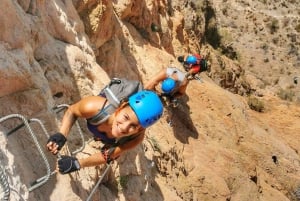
[161,78,176,94]
[129,90,163,128]
[185,55,198,65]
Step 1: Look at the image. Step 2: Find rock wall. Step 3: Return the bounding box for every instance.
[0,0,300,201]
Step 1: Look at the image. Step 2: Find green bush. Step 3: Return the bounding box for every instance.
[267,19,279,34]
[277,88,295,101]
[118,175,129,190]
[295,24,300,33]
[247,96,265,112]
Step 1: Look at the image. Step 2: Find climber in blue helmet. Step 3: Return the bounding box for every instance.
[144,66,189,108]
[161,78,176,94]
[129,90,164,128]
[185,55,198,65]
[46,90,163,174]
[177,53,209,79]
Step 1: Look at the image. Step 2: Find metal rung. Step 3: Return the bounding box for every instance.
[0,105,86,194]
[5,120,30,136]
[0,114,51,192]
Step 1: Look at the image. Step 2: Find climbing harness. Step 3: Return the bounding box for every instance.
[0,165,10,201]
[86,163,111,201]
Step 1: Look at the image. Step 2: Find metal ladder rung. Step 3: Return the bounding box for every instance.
[0,114,51,192]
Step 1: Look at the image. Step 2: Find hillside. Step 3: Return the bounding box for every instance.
[0,0,300,201]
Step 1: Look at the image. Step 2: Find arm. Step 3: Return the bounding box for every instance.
[111,131,145,159]
[173,79,189,98]
[47,96,107,154]
[144,69,168,91]
[79,132,145,168]
[60,96,108,136]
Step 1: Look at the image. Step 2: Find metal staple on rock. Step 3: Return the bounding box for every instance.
[29,118,51,138]
[0,166,10,201]
[0,114,51,192]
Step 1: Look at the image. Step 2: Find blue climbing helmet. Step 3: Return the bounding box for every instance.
[129,90,163,128]
[185,55,198,65]
[161,78,176,94]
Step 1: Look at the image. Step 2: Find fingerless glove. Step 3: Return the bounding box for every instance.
[47,132,67,150]
[58,155,81,174]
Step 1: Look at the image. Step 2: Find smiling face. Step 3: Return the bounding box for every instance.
[111,104,143,138]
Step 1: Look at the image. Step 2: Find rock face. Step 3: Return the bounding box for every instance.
[0,0,300,201]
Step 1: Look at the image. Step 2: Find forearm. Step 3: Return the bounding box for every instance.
[173,85,187,98]
[144,80,159,90]
[145,70,167,90]
[78,153,106,168]
[78,134,144,168]
[59,109,77,136]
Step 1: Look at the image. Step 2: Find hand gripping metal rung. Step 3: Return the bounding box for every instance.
[25,118,61,190]
[0,114,51,192]
[52,104,85,155]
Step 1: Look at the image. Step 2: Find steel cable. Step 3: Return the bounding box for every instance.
[0,114,51,192]
[0,166,10,201]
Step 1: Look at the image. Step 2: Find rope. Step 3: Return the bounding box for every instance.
[0,166,10,201]
[0,114,51,192]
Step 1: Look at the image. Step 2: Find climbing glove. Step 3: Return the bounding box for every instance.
[58,155,81,174]
[47,132,67,150]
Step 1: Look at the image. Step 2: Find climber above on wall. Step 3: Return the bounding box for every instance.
[46,89,163,174]
[144,67,189,108]
[177,53,208,79]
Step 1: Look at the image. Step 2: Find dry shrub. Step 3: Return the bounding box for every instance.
[267,19,280,34]
[247,96,265,112]
[277,88,295,101]
[295,24,300,33]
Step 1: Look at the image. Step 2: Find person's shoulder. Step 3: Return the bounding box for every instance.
[167,66,181,73]
[81,95,106,103]
[193,53,201,59]
[78,95,107,114]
